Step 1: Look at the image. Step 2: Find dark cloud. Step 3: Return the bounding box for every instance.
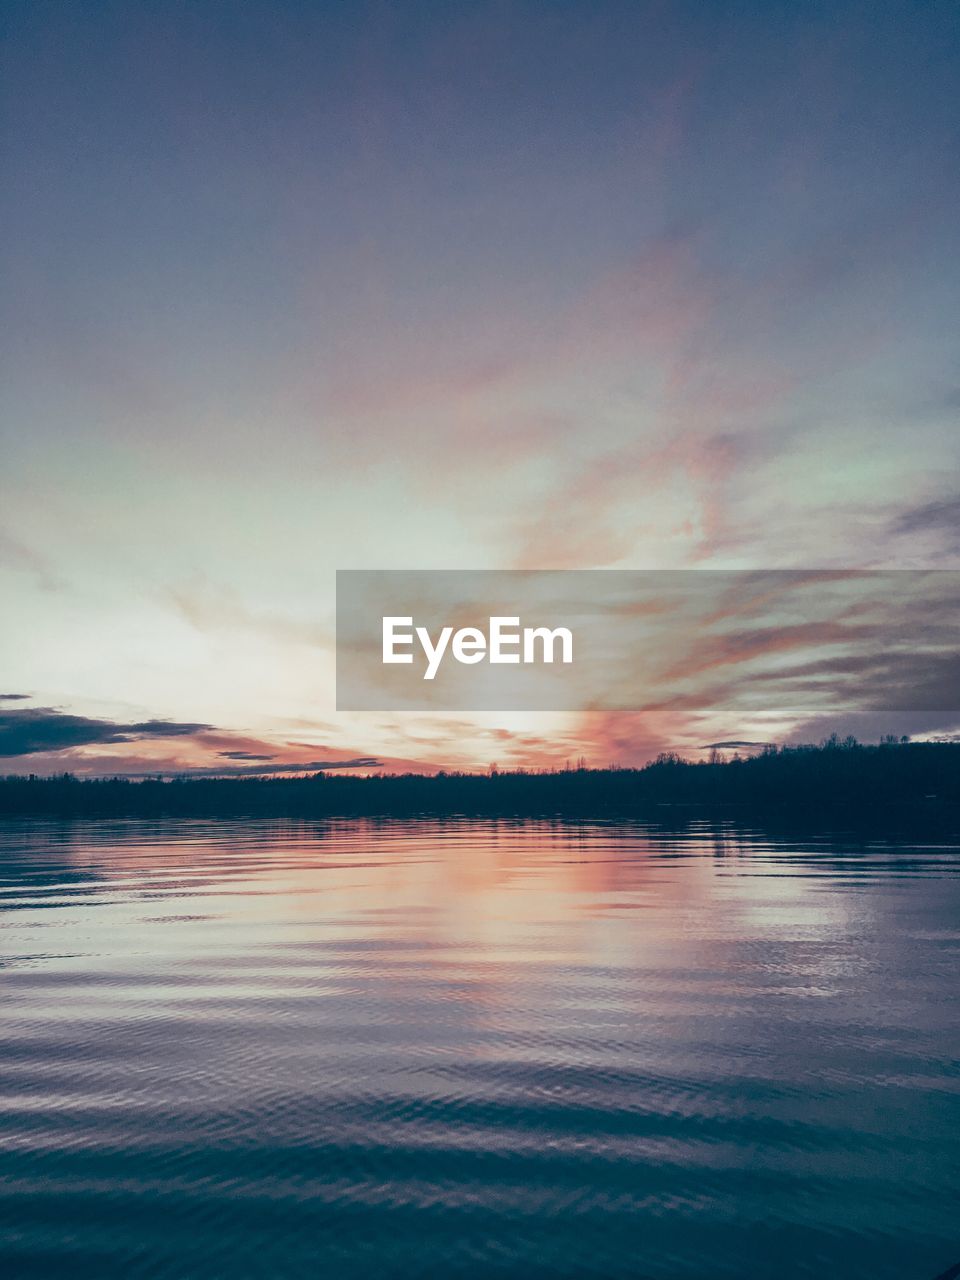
[134,758,380,778]
[891,495,960,555]
[0,693,30,701]
[0,707,382,777]
[742,650,960,713]
[700,741,773,749]
[126,719,212,738]
[0,707,212,758]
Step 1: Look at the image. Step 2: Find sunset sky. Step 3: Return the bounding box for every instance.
[2,0,959,775]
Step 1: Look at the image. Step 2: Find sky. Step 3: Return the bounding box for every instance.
[2,0,959,776]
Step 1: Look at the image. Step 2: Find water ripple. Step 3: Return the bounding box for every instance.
[0,816,958,1278]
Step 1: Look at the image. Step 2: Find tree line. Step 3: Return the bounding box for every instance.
[1,737,958,818]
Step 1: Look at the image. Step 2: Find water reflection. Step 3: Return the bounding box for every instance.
[0,818,958,1279]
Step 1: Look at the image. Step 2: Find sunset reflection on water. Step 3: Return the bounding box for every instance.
[0,818,957,1279]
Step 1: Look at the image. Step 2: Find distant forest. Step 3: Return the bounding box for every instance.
[1,737,959,819]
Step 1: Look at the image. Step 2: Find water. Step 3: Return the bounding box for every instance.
[0,817,958,1279]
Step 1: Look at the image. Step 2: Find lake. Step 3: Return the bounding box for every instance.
[0,817,957,1278]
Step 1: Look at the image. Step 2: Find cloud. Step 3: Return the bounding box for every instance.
[0,693,30,701]
[217,750,277,761]
[0,710,389,777]
[142,758,380,778]
[0,707,212,758]
[127,719,214,738]
[890,494,960,557]
[0,528,61,590]
[168,580,333,648]
[700,740,774,749]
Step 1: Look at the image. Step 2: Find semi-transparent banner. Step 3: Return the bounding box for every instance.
[336,570,960,713]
